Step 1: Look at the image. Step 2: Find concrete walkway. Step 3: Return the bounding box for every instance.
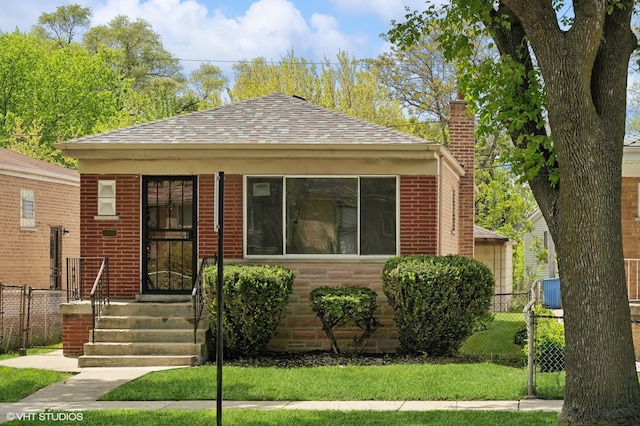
[0,350,565,423]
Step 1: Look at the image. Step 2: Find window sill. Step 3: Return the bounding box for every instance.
[20,227,37,232]
[94,215,120,220]
[244,255,394,263]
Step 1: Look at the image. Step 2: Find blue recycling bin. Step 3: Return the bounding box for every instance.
[542,278,561,309]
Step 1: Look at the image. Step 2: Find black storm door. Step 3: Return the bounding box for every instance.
[142,176,197,294]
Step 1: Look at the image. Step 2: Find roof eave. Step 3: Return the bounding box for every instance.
[56,142,446,161]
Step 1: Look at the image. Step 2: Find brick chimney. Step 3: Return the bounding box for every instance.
[448,97,475,258]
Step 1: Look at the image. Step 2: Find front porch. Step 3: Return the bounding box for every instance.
[61,255,211,367]
[61,297,210,367]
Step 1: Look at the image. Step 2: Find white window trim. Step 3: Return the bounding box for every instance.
[243,175,400,259]
[20,189,36,230]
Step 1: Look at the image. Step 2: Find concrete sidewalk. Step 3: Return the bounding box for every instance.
[0,350,563,423]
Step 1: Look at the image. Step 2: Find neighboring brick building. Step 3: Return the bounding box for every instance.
[57,93,476,355]
[0,148,79,289]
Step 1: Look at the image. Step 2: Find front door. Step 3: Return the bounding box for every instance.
[142,176,197,294]
[49,227,61,289]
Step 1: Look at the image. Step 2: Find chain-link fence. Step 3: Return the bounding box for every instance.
[459,291,530,366]
[26,288,64,348]
[523,279,565,397]
[461,280,563,396]
[0,283,64,354]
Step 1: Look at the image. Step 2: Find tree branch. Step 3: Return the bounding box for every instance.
[487,2,559,228]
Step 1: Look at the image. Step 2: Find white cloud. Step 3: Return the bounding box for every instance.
[307,13,367,60]
[0,0,386,77]
[326,0,429,24]
[87,0,368,74]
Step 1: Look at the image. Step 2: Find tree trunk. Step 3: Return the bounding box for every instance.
[554,123,640,424]
[499,1,640,423]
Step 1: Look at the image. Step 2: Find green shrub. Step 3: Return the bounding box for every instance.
[204,264,294,357]
[530,306,565,372]
[382,254,495,356]
[513,327,527,346]
[310,285,381,355]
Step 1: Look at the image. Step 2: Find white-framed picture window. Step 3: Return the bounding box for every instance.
[20,189,35,229]
[245,175,398,257]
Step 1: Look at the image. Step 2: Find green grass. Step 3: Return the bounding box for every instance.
[0,343,62,360]
[0,366,71,402]
[460,312,527,362]
[102,362,539,401]
[102,312,555,402]
[5,409,563,426]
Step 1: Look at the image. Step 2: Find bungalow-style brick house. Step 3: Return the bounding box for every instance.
[0,148,79,290]
[57,93,477,366]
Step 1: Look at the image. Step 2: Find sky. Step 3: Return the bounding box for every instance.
[0,0,431,76]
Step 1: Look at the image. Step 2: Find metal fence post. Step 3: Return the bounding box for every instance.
[18,284,27,356]
[523,279,539,398]
[526,307,536,397]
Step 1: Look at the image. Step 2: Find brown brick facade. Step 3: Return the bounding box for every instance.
[80,175,141,299]
[198,175,217,259]
[221,174,244,258]
[0,174,79,289]
[399,176,439,255]
[448,99,475,258]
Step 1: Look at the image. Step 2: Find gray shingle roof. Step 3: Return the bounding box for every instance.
[66,93,437,146]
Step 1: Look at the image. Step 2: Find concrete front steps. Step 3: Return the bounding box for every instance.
[78,298,210,368]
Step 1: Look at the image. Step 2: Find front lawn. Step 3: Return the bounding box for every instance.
[101,362,564,401]
[103,312,559,402]
[0,344,62,360]
[0,366,71,402]
[459,313,527,363]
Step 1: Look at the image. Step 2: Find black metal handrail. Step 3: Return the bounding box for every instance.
[90,258,109,343]
[192,256,216,344]
[66,257,107,302]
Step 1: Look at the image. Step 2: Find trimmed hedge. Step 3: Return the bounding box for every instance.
[310,285,381,355]
[382,254,495,356]
[204,264,294,357]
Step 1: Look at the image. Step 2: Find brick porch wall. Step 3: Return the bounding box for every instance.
[60,301,93,357]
